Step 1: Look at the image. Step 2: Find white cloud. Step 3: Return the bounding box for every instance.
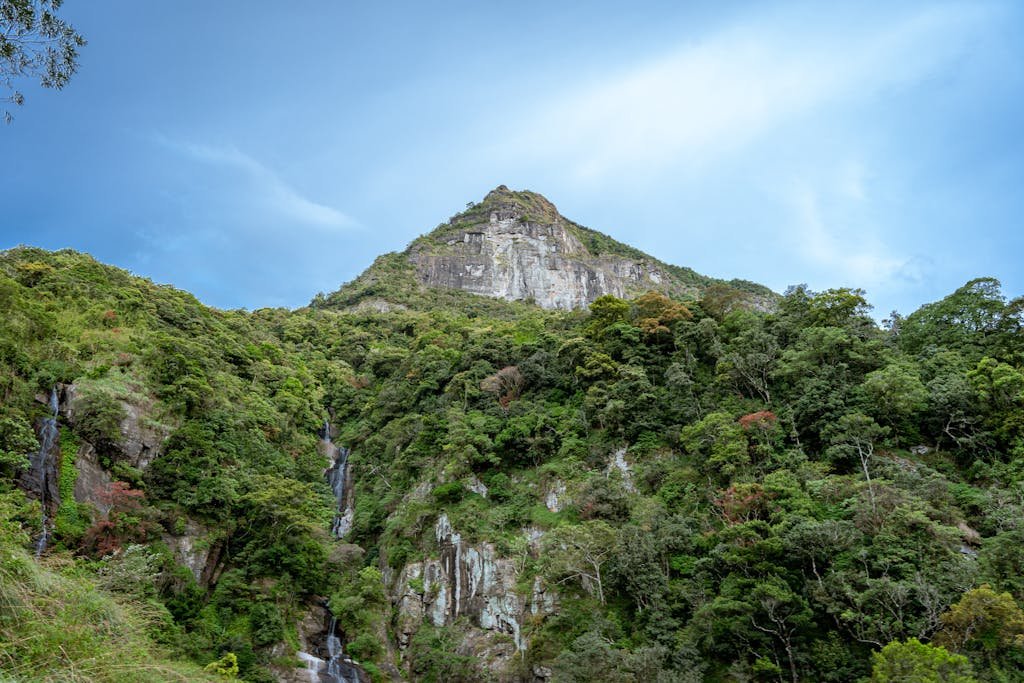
[160,138,355,230]
[498,3,1000,181]
[789,182,904,287]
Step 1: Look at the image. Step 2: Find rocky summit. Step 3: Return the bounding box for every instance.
[409,186,679,310]
[322,185,773,312]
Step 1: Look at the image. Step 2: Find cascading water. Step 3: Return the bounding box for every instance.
[32,388,60,557]
[304,418,366,683]
[324,616,364,683]
[295,612,367,683]
[322,419,353,538]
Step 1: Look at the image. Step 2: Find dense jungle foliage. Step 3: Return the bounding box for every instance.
[2,245,1024,682]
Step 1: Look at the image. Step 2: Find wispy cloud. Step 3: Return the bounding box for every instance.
[789,182,904,287]
[159,138,356,230]
[498,3,1000,181]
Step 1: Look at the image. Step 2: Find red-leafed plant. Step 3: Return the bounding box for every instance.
[83,481,149,556]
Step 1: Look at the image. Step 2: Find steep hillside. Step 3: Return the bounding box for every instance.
[2,244,1024,683]
[318,186,774,312]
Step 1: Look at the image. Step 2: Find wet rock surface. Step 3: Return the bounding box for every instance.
[391,513,558,678]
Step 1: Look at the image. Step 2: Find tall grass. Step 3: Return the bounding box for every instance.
[0,543,219,682]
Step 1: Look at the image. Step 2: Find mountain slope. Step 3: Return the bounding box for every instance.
[318,186,773,311]
[3,244,1024,682]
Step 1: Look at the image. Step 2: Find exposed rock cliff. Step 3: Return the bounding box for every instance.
[388,513,557,680]
[408,187,680,310]
[63,382,171,471]
[320,186,775,312]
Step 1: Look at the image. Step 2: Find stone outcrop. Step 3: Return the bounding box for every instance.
[323,185,777,314]
[162,518,226,586]
[390,513,557,679]
[544,480,567,513]
[71,442,112,517]
[407,186,679,310]
[63,383,171,470]
[606,447,637,493]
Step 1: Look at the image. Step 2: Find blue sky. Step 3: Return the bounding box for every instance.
[2,1,1022,316]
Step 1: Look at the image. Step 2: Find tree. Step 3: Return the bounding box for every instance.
[825,412,888,515]
[633,290,690,338]
[0,414,37,473]
[897,278,1022,362]
[479,365,524,410]
[542,520,616,604]
[612,523,667,612]
[587,294,630,338]
[700,283,744,321]
[870,638,975,683]
[71,389,126,464]
[967,357,1024,453]
[860,361,928,435]
[808,287,874,331]
[204,651,239,678]
[747,577,814,683]
[1,0,85,122]
[679,411,749,483]
[720,335,778,405]
[934,585,1024,660]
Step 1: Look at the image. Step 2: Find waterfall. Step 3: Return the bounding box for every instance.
[322,418,354,538]
[300,417,366,682]
[33,387,60,557]
[296,612,366,683]
[324,615,364,683]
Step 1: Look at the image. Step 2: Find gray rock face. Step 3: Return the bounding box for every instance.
[72,442,113,517]
[407,189,674,310]
[544,480,567,513]
[63,383,170,470]
[391,514,557,677]
[162,518,224,585]
[326,186,778,314]
[606,447,637,493]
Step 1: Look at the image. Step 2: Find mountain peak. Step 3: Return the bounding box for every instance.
[320,188,774,312]
[473,185,561,225]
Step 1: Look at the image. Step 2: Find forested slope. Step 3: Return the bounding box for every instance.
[2,245,1023,682]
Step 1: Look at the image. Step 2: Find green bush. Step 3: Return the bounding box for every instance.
[72,389,125,463]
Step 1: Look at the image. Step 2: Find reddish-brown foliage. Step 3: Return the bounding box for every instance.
[97,481,145,510]
[83,482,149,556]
[480,366,525,409]
[738,410,778,431]
[635,291,692,337]
[712,483,772,525]
[348,374,371,389]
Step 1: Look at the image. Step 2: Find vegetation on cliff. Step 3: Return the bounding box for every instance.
[1,243,1023,682]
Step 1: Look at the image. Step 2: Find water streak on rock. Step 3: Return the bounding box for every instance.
[31,388,60,557]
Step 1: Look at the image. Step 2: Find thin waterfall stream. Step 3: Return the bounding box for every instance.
[32,387,60,557]
[324,615,363,683]
[302,418,365,683]
[322,419,354,538]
